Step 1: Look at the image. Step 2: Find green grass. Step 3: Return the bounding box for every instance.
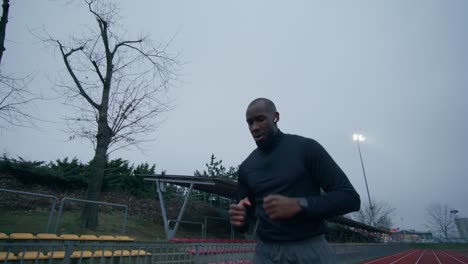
[0,209,181,241]
[0,208,233,242]
[0,209,51,234]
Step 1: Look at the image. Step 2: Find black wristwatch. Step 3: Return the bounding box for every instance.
[297,197,308,211]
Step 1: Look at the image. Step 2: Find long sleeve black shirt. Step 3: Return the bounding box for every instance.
[237,130,360,241]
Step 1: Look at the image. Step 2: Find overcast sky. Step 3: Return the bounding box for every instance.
[1,0,467,232]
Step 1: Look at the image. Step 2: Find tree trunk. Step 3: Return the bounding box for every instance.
[0,0,10,64]
[80,117,112,229]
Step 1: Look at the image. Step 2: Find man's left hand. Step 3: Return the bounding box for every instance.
[263,194,302,219]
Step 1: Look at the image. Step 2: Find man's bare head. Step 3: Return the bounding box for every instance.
[247,98,277,115]
[246,98,279,148]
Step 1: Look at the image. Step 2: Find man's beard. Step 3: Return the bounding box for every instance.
[255,130,276,150]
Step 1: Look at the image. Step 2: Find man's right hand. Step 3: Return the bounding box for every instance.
[229,197,251,227]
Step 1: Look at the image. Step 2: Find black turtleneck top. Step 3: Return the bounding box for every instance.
[237,130,361,241]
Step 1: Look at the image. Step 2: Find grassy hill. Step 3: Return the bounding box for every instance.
[0,173,235,242]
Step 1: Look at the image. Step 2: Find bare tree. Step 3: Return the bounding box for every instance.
[0,0,39,127]
[425,203,456,239]
[47,0,179,229]
[352,198,395,229]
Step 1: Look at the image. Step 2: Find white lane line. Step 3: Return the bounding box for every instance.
[448,250,468,260]
[364,250,415,264]
[440,250,467,264]
[415,249,426,264]
[389,250,418,264]
[432,250,442,264]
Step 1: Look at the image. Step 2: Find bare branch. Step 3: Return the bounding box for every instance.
[0,72,41,127]
[112,39,142,56]
[351,197,395,229]
[57,40,100,109]
[91,60,105,83]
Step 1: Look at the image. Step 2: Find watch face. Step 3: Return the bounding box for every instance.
[298,198,308,209]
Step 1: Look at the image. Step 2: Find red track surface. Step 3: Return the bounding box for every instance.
[361,249,468,264]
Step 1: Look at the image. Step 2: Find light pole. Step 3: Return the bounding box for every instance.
[353,133,374,226]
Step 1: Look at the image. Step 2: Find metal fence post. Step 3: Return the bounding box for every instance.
[194,244,200,264]
[63,240,74,264]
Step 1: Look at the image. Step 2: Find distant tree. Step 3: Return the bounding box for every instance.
[0,0,38,127]
[352,198,394,229]
[193,154,238,205]
[45,0,179,229]
[195,154,238,181]
[425,203,457,239]
[133,162,156,176]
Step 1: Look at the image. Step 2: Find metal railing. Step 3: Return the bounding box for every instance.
[0,241,256,264]
[0,188,58,233]
[54,197,128,234]
[168,220,205,239]
[203,216,234,239]
[0,238,413,264]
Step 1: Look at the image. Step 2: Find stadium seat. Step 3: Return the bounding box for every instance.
[0,252,17,261]
[98,235,116,241]
[60,234,80,240]
[114,235,134,242]
[187,247,255,255]
[208,261,253,264]
[71,250,93,259]
[9,233,35,240]
[93,250,113,257]
[169,237,182,242]
[17,251,47,260]
[79,234,99,241]
[113,249,131,257]
[130,250,147,256]
[47,251,66,259]
[36,233,60,240]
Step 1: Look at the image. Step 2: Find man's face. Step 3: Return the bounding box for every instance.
[246,102,278,147]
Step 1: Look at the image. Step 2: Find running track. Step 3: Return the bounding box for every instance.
[361,249,468,264]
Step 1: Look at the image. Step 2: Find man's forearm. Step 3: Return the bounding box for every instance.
[303,189,361,219]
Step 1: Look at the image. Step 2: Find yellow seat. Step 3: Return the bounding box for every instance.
[113,249,130,257]
[98,235,116,241]
[36,233,60,240]
[47,251,65,259]
[0,252,17,261]
[0,233,8,239]
[130,250,147,256]
[79,234,99,241]
[71,251,93,259]
[93,250,113,257]
[114,235,134,242]
[9,233,35,240]
[60,234,80,240]
[17,251,47,260]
